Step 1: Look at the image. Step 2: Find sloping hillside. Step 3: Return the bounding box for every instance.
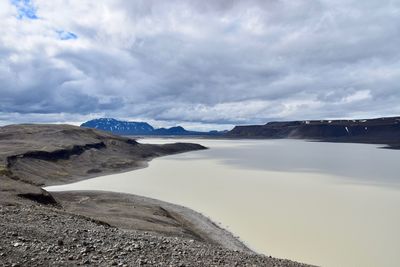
[226,116,400,148]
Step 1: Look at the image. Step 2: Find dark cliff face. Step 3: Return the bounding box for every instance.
[0,124,207,188]
[226,117,400,146]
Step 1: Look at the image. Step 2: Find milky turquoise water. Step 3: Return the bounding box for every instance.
[47,139,400,267]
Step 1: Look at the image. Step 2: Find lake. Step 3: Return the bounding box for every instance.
[46,139,400,267]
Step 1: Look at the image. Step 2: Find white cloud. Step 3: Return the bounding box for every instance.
[0,0,399,129]
[342,90,372,104]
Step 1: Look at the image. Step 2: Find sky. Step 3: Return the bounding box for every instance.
[0,0,399,130]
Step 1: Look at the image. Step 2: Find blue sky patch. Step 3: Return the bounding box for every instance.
[56,30,78,40]
[11,0,38,20]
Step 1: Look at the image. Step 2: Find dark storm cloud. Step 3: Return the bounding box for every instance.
[0,50,120,114]
[0,0,399,128]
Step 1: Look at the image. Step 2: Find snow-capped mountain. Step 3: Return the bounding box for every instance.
[81,118,154,135]
[81,118,224,136]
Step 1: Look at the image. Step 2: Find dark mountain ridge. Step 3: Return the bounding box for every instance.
[226,116,400,148]
[81,118,224,136]
[81,118,154,135]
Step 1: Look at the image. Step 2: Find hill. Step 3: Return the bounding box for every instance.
[226,116,400,148]
[81,118,224,136]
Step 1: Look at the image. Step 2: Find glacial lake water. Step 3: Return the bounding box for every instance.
[47,139,400,267]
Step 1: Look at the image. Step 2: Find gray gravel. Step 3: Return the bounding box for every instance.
[0,204,310,267]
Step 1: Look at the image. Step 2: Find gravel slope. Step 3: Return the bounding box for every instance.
[0,204,310,267]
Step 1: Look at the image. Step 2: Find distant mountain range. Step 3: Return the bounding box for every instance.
[226,116,400,148]
[82,116,400,148]
[81,118,226,136]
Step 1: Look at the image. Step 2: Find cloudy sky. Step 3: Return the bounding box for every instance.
[0,0,399,130]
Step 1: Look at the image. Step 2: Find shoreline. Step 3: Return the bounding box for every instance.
[38,148,257,251]
[0,124,310,266]
[50,190,252,253]
[134,135,399,150]
[41,153,253,253]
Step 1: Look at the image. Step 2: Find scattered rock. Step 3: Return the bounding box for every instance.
[0,205,309,266]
